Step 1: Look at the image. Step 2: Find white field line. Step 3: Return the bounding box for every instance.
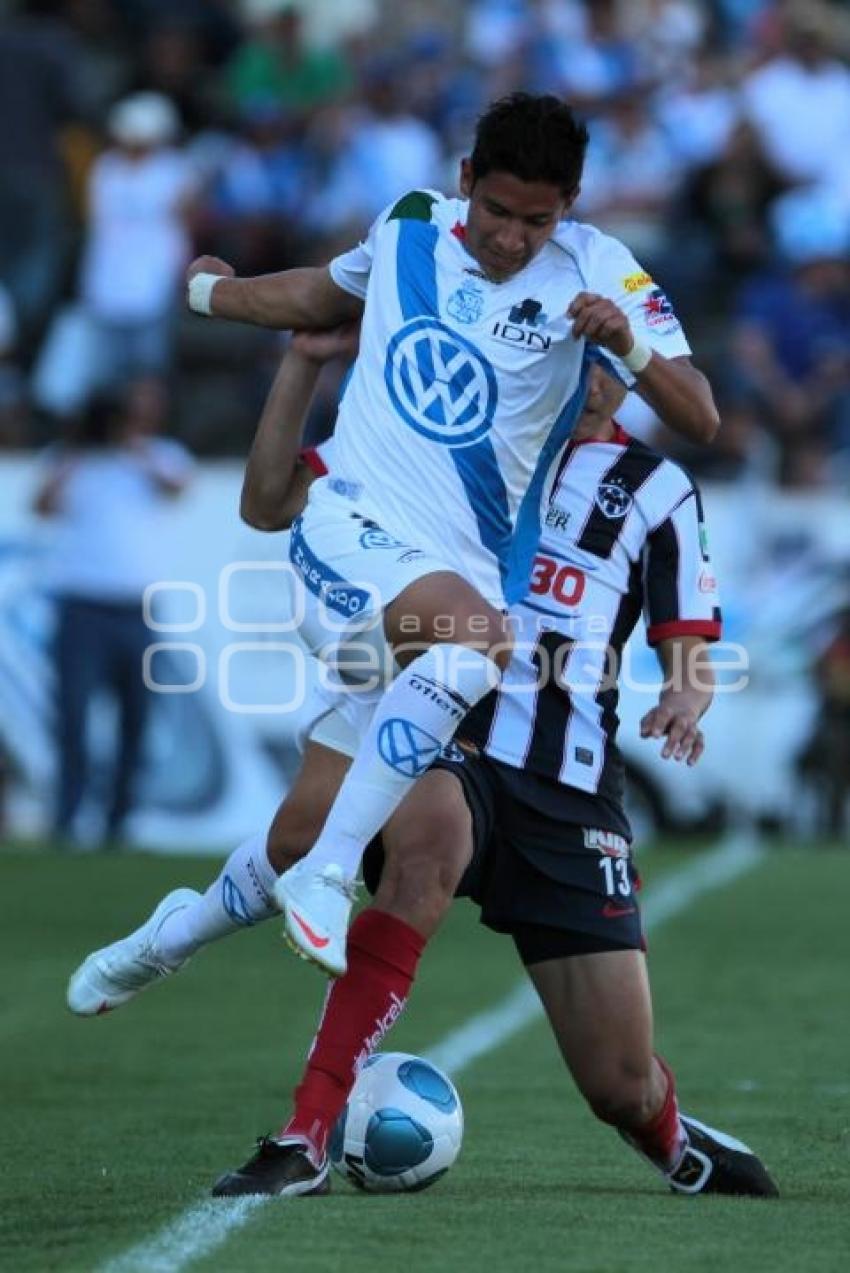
[100,830,764,1273]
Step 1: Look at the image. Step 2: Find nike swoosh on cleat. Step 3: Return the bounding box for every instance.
[601,902,637,919]
[290,911,331,949]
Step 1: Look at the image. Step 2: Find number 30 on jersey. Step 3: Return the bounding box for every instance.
[529,554,586,607]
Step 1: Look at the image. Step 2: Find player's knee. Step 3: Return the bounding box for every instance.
[378,808,470,932]
[580,1064,656,1130]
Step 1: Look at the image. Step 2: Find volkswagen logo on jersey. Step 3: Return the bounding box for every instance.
[377,717,442,777]
[595,479,633,520]
[385,318,498,447]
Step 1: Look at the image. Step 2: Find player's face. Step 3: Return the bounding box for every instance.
[460,161,574,282]
[573,364,628,441]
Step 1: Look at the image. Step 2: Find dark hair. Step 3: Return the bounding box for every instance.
[470,93,589,195]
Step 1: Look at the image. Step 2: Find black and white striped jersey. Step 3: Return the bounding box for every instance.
[462,425,722,806]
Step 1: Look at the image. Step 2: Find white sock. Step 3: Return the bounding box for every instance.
[156,832,280,964]
[301,643,501,879]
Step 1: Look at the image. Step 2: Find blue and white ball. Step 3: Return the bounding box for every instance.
[329,1052,463,1193]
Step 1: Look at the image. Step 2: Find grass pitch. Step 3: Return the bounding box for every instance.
[1,842,848,1272]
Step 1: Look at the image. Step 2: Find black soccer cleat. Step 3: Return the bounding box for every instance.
[211,1136,330,1198]
[667,1116,779,1198]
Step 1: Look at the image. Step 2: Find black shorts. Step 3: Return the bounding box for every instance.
[363,752,644,963]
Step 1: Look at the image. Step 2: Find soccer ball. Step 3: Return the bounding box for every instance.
[329,1052,463,1193]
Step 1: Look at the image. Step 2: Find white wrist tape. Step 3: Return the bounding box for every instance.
[187,272,222,316]
[622,339,652,374]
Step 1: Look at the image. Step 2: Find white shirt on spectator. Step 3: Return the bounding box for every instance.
[42,439,193,602]
[743,56,850,184]
[311,114,442,231]
[80,148,194,323]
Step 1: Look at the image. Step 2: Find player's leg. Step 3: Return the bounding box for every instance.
[65,740,350,1017]
[211,763,479,1197]
[278,539,510,975]
[520,941,778,1197]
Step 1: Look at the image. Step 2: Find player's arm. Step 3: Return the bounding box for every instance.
[640,634,714,765]
[640,477,722,764]
[241,323,359,531]
[186,257,363,331]
[568,292,720,445]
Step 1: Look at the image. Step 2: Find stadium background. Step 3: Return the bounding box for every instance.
[0,0,848,848]
[2,4,850,1271]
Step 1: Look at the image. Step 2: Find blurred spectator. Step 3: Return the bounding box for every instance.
[224,0,353,117]
[657,47,739,170]
[681,121,788,288]
[298,0,379,52]
[307,60,444,233]
[0,285,29,447]
[32,382,193,846]
[731,187,850,485]
[531,0,643,111]
[798,606,850,836]
[625,0,707,86]
[0,6,81,340]
[742,1,850,188]
[35,91,199,415]
[576,90,680,265]
[207,103,315,274]
[131,15,229,135]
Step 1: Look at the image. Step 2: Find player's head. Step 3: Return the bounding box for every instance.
[460,93,589,281]
[573,361,627,441]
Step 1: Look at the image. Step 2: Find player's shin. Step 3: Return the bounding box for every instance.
[296,644,500,881]
[278,909,426,1162]
[155,831,280,963]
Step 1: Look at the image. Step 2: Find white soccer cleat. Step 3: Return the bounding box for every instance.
[273,861,357,978]
[66,888,199,1016]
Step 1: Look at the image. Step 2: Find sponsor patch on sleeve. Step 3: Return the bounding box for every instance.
[641,287,681,334]
[623,271,653,293]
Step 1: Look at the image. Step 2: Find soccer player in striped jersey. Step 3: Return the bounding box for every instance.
[184,92,721,976]
[67,335,776,1200]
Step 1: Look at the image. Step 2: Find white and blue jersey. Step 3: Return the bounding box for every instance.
[318,189,691,609]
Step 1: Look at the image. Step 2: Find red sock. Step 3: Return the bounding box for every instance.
[628,1055,685,1170]
[279,909,426,1161]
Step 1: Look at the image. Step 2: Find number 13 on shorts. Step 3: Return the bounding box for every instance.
[599,855,632,897]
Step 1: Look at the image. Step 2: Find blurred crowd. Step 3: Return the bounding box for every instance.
[3,0,850,488]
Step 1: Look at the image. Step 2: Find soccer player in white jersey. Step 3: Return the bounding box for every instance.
[67,335,776,1200]
[185,93,721,976]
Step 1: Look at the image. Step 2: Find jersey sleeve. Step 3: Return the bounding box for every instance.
[642,486,722,646]
[328,206,391,299]
[584,233,692,385]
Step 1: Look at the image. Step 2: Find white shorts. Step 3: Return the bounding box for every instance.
[309,703,362,759]
[289,479,452,670]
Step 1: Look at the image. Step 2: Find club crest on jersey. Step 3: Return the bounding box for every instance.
[447,280,484,325]
[595,478,633,520]
[385,318,497,447]
[359,528,405,550]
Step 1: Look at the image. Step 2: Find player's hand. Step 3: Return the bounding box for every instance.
[568,291,634,359]
[640,692,705,766]
[186,255,235,283]
[291,321,361,364]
